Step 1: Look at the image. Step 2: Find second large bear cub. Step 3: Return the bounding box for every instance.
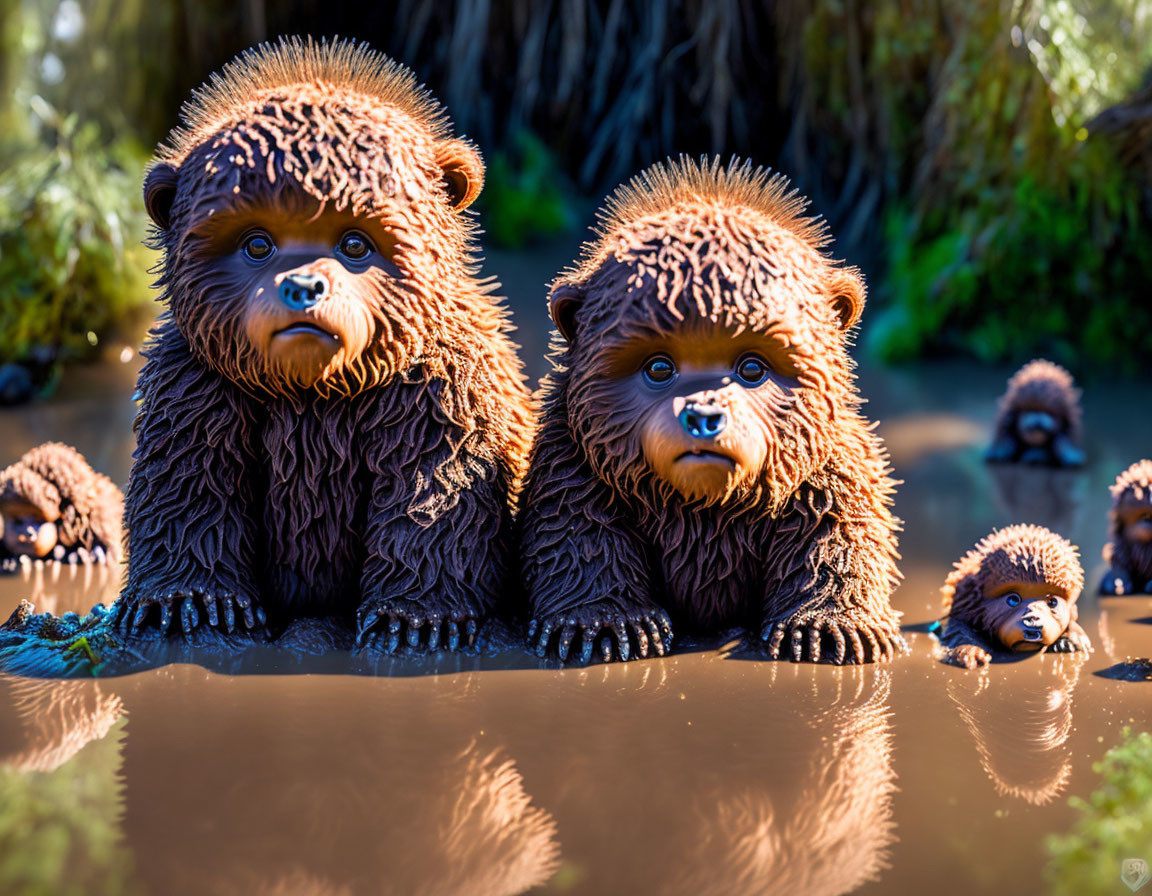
[113,38,533,650]
[520,156,904,664]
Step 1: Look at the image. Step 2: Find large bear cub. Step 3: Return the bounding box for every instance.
[520,156,903,664]
[114,38,533,650]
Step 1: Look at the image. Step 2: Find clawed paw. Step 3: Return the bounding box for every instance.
[945,644,992,668]
[1051,630,1092,654]
[761,613,906,664]
[527,607,673,664]
[356,601,479,653]
[111,589,266,638]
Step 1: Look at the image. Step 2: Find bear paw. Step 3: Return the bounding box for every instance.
[761,608,906,664]
[944,644,992,668]
[1051,625,1092,654]
[356,597,479,653]
[112,588,266,638]
[527,604,673,664]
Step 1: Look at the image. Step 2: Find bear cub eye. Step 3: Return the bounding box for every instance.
[1005,593,1021,608]
[241,231,275,262]
[735,353,771,386]
[338,231,373,261]
[641,354,676,387]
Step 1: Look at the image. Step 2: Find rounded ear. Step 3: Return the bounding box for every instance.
[826,267,866,331]
[434,139,484,210]
[549,283,586,343]
[143,163,179,229]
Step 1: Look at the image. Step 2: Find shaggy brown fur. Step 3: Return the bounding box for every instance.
[0,443,123,567]
[111,37,533,647]
[985,359,1084,467]
[938,524,1090,668]
[1101,459,1152,595]
[520,156,903,664]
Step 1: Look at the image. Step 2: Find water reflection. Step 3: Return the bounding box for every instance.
[1,559,120,617]
[986,464,1084,536]
[510,661,897,896]
[1094,597,1152,681]
[115,668,559,896]
[947,658,1083,805]
[0,674,131,894]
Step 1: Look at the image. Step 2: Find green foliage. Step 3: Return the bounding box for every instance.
[0,718,134,896]
[476,130,574,249]
[1046,728,1152,895]
[790,0,1152,370]
[869,149,1152,369]
[0,98,153,366]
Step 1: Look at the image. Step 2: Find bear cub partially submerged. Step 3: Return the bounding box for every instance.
[0,443,123,570]
[519,156,904,664]
[985,360,1085,468]
[1100,459,1152,595]
[937,524,1091,668]
[112,38,532,648]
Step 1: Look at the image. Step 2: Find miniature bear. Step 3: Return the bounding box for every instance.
[112,38,533,648]
[519,156,904,664]
[1100,459,1152,595]
[0,442,123,571]
[937,524,1091,668]
[985,359,1085,467]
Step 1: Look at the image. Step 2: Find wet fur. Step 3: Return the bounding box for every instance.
[0,442,123,565]
[1101,459,1152,594]
[113,38,532,645]
[938,524,1088,666]
[520,157,903,664]
[985,359,1084,467]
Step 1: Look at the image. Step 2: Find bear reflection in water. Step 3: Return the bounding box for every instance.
[0,670,559,896]
[947,659,1083,805]
[506,662,897,896]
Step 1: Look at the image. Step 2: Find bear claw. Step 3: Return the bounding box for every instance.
[356,602,478,653]
[112,588,265,639]
[528,607,673,664]
[762,614,906,664]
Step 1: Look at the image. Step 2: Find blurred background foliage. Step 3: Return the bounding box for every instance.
[1,0,1151,380]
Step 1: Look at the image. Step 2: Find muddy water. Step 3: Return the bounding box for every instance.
[0,256,1150,895]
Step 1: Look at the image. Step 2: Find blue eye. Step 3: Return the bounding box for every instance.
[338,230,373,260]
[241,231,274,261]
[641,355,676,387]
[1005,593,1021,608]
[735,353,771,386]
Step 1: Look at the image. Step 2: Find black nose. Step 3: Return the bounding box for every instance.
[679,403,727,439]
[278,272,329,309]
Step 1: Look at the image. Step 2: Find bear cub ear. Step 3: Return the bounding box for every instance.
[548,283,586,343]
[143,163,180,230]
[435,139,485,210]
[826,267,867,331]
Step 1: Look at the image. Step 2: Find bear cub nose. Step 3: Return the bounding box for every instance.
[679,403,727,439]
[279,272,329,310]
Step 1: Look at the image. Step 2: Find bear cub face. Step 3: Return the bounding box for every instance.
[0,497,57,559]
[579,316,797,504]
[142,42,484,398]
